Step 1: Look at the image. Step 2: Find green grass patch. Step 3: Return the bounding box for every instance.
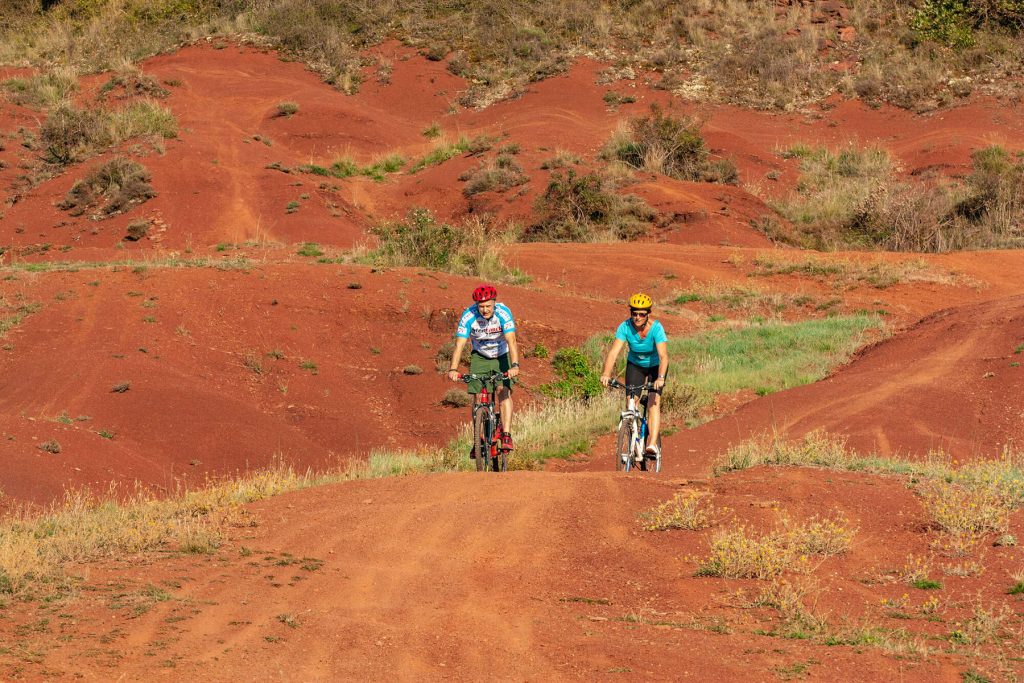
[666,315,880,399]
[298,154,405,182]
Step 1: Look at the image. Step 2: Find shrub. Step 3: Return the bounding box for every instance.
[296,242,323,257]
[124,219,149,241]
[39,106,110,165]
[58,157,155,217]
[459,154,528,196]
[276,101,299,117]
[39,102,176,166]
[524,170,653,242]
[441,389,472,407]
[539,347,602,399]
[3,68,78,109]
[605,106,708,181]
[403,365,423,375]
[639,491,724,531]
[97,69,169,100]
[368,209,527,281]
[369,208,466,271]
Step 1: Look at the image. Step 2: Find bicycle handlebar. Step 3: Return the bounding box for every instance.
[460,370,513,383]
[607,378,658,392]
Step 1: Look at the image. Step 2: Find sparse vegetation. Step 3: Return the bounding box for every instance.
[538,347,602,400]
[697,512,855,579]
[5,1,1024,114]
[459,154,528,196]
[769,144,1024,251]
[59,157,155,218]
[747,254,957,289]
[296,242,323,257]
[366,209,527,283]
[299,154,405,182]
[275,101,299,117]
[39,102,176,166]
[604,106,735,184]
[3,68,77,109]
[523,170,654,242]
[639,491,725,531]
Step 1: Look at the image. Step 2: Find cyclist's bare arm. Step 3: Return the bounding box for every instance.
[654,341,669,390]
[600,338,626,385]
[447,336,469,382]
[504,331,520,378]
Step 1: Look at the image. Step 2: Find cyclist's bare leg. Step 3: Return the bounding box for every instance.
[646,391,661,448]
[497,386,512,433]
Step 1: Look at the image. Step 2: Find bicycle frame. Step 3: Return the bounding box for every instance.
[462,371,510,472]
[609,379,660,473]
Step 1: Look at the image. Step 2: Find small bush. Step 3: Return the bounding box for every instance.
[539,347,602,399]
[524,170,654,242]
[124,219,149,241]
[367,209,526,281]
[639,491,725,531]
[403,365,423,375]
[97,70,169,100]
[604,106,710,181]
[39,106,110,165]
[37,440,62,454]
[460,155,528,196]
[59,157,155,217]
[296,242,323,257]
[441,388,472,407]
[3,68,78,109]
[276,101,299,117]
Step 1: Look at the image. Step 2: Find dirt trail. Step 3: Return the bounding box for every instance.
[660,294,1024,470]
[3,471,969,682]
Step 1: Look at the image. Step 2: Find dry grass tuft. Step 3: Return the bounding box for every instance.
[697,511,855,579]
[639,491,726,531]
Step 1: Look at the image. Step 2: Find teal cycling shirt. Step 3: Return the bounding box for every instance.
[615,319,667,368]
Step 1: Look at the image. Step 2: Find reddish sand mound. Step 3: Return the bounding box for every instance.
[665,295,1024,471]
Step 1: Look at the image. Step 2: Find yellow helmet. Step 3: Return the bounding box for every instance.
[628,292,653,309]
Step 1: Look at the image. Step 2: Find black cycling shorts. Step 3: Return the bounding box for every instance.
[624,361,665,397]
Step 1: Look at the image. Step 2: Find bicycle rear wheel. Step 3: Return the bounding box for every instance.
[473,407,487,472]
[615,420,631,472]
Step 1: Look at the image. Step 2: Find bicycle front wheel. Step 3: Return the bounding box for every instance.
[473,407,487,472]
[615,420,631,472]
[640,434,663,473]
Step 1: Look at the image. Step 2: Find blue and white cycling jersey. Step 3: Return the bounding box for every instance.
[456,303,516,359]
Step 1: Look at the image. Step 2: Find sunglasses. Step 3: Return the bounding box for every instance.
[630,311,649,318]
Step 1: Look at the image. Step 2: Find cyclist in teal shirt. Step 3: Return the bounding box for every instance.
[599,292,669,460]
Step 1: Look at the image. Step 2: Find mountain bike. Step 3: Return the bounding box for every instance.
[461,370,512,472]
[608,379,662,473]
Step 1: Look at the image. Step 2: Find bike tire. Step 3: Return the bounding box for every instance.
[615,420,631,472]
[640,434,663,473]
[473,407,487,472]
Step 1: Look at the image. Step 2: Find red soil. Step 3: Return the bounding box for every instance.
[2,40,1024,682]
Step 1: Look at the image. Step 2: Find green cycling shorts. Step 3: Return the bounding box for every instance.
[467,352,513,395]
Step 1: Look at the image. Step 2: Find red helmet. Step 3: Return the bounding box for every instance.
[472,284,497,302]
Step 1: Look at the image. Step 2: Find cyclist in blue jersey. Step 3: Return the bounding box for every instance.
[447,284,521,450]
[599,292,669,460]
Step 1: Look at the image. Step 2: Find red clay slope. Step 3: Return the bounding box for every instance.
[664,294,1024,473]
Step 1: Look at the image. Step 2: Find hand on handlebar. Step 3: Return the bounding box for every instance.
[447,369,461,383]
[600,375,611,387]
